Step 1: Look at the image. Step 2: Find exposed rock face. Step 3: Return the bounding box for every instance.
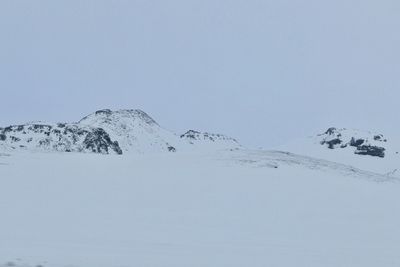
[319,127,387,158]
[83,128,122,154]
[350,138,365,147]
[322,138,342,149]
[355,145,385,158]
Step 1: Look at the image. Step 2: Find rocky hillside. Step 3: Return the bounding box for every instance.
[0,123,122,154]
[279,127,399,175]
[0,109,241,155]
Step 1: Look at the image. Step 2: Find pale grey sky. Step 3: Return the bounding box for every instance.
[0,0,399,148]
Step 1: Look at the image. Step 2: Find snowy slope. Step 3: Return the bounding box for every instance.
[1,150,400,267]
[78,109,181,154]
[279,127,400,175]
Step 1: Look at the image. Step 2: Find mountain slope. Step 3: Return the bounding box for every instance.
[78,109,180,154]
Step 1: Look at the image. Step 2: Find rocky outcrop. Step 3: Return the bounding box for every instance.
[319,127,387,158]
[354,145,385,158]
[83,128,122,154]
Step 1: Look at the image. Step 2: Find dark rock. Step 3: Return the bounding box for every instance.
[113,141,123,155]
[0,134,6,141]
[83,128,122,154]
[10,136,21,142]
[168,146,176,152]
[350,137,365,147]
[95,109,112,116]
[3,126,12,133]
[181,130,201,139]
[325,127,337,135]
[355,145,385,158]
[322,138,342,149]
[33,124,52,131]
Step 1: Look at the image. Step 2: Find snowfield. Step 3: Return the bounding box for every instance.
[1,149,400,267]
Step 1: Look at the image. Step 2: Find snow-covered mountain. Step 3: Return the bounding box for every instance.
[279,127,399,175]
[2,118,400,267]
[0,109,241,154]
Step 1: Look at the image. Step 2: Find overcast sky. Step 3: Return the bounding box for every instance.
[0,0,399,148]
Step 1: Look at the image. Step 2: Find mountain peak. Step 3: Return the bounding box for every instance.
[80,109,158,126]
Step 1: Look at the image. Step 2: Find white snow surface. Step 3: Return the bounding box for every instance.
[1,149,400,267]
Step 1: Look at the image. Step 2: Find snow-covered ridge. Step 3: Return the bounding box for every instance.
[0,123,122,154]
[180,130,240,150]
[181,130,239,143]
[0,109,241,154]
